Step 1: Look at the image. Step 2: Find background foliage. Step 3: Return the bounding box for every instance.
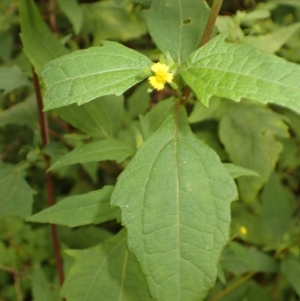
[0,0,300,300]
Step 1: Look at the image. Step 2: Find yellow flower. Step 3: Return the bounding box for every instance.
[148,62,174,91]
[240,226,247,235]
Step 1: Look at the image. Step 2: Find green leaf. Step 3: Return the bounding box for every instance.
[58,226,112,249]
[111,106,237,300]
[221,242,278,275]
[128,82,150,118]
[41,41,152,110]
[188,97,222,124]
[223,163,259,179]
[180,34,300,113]
[0,94,38,129]
[260,173,293,247]
[57,95,124,138]
[61,229,153,301]
[49,138,134,170]
[82,1,147,45]
[57,0,83,34]
[242,23,300,54]
[19,0,69,73]
[0,65,31,94]
[281,255,300,296]
[32,266,58,301]
[28,186,120,227]
[139,98,174,139]
[219,100,289,202]
[0,163,35,218]
[144,0,211,63]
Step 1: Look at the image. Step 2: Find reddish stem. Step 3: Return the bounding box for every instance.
[32,68,64,286]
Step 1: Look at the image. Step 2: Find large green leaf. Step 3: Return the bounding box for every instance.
[179,34,300,113]
[260,173,293,247]
[49,138,134,170]
[144,0,211,63]
[19,0,69,73]
[111,106,237,301]
[61,229,153,301]
[219,100,289,202]
[41,42,152,110]
[27,186,120,227]
[0,163,35,218]
[57,95,124,138]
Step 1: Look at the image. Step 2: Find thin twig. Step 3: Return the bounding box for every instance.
[32,68,64,286]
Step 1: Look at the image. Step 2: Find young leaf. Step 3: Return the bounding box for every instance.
[27,186,120,227]
[0,163,35,218]
[111,105,238,301]
[49,138,134,170]
[61,229,153,301]
[57,95,124,138]
[144,0,212,63]
[19,0,69,73]
[41,42,152,110]
[179,34,300,114]
[219,100,289,202]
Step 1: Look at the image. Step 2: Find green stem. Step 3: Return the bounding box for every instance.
[209,272,256,301]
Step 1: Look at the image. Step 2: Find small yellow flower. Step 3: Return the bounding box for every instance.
[148,62,174,91]
[240,226,247,235]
